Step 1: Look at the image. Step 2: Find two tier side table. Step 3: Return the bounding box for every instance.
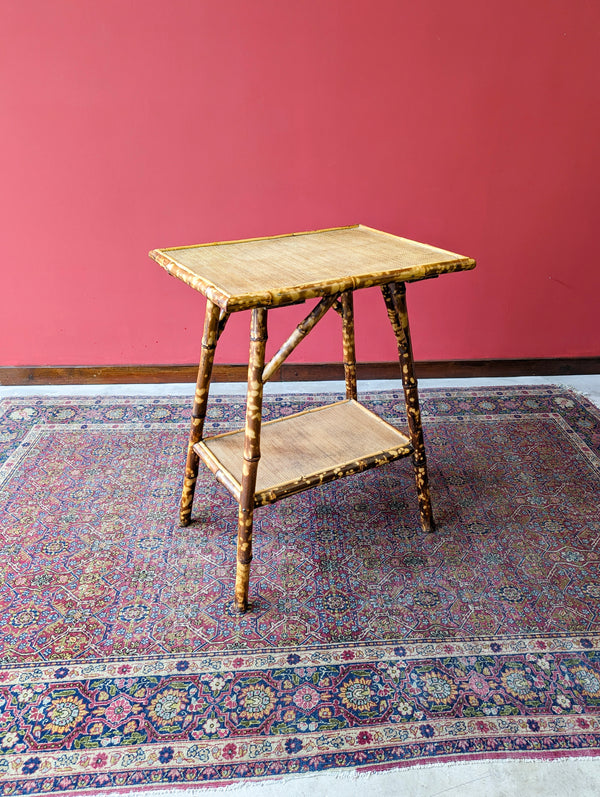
[149,224,475,612]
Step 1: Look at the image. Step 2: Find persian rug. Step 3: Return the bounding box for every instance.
[0,385,599,794]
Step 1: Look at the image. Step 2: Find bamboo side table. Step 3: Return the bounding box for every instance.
[149,225,475,612]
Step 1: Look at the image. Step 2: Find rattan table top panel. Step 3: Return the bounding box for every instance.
[150,225,475,311]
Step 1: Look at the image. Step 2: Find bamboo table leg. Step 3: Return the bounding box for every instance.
[341,291,358,400]
[235,307,268,612]
[180,300,222,527]
[382,282,435,533]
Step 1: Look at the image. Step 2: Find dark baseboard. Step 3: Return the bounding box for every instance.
[1,358,599,386]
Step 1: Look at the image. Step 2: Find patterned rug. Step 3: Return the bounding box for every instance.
[0,386,599,793]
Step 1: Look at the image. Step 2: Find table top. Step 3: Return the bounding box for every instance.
[149,224,475,311]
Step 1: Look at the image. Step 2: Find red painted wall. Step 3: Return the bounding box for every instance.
[2,0,599,367]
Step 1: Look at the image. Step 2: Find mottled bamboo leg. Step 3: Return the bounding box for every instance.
[179,301,223,527]
[382,282,435,533]
[234,307,268,612]
[341,291,357,400]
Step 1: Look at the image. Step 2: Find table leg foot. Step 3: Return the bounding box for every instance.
[234,561,251,613]
[414,454,436,533]
[420,515,436,534]
[179,471,197,526]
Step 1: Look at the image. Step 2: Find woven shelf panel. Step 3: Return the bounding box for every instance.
[200,399,411,497]
[152,226,474,308]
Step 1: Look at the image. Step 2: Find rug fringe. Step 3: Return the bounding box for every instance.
[89,754,600,797]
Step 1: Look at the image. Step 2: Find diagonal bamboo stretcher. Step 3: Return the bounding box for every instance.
[262,294,339,384]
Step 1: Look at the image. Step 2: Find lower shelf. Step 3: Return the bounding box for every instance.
[195,399,413,506]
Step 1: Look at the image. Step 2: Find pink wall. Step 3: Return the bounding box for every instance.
[2,0,599,367]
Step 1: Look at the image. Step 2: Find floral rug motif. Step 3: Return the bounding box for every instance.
[0,386,599,793]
